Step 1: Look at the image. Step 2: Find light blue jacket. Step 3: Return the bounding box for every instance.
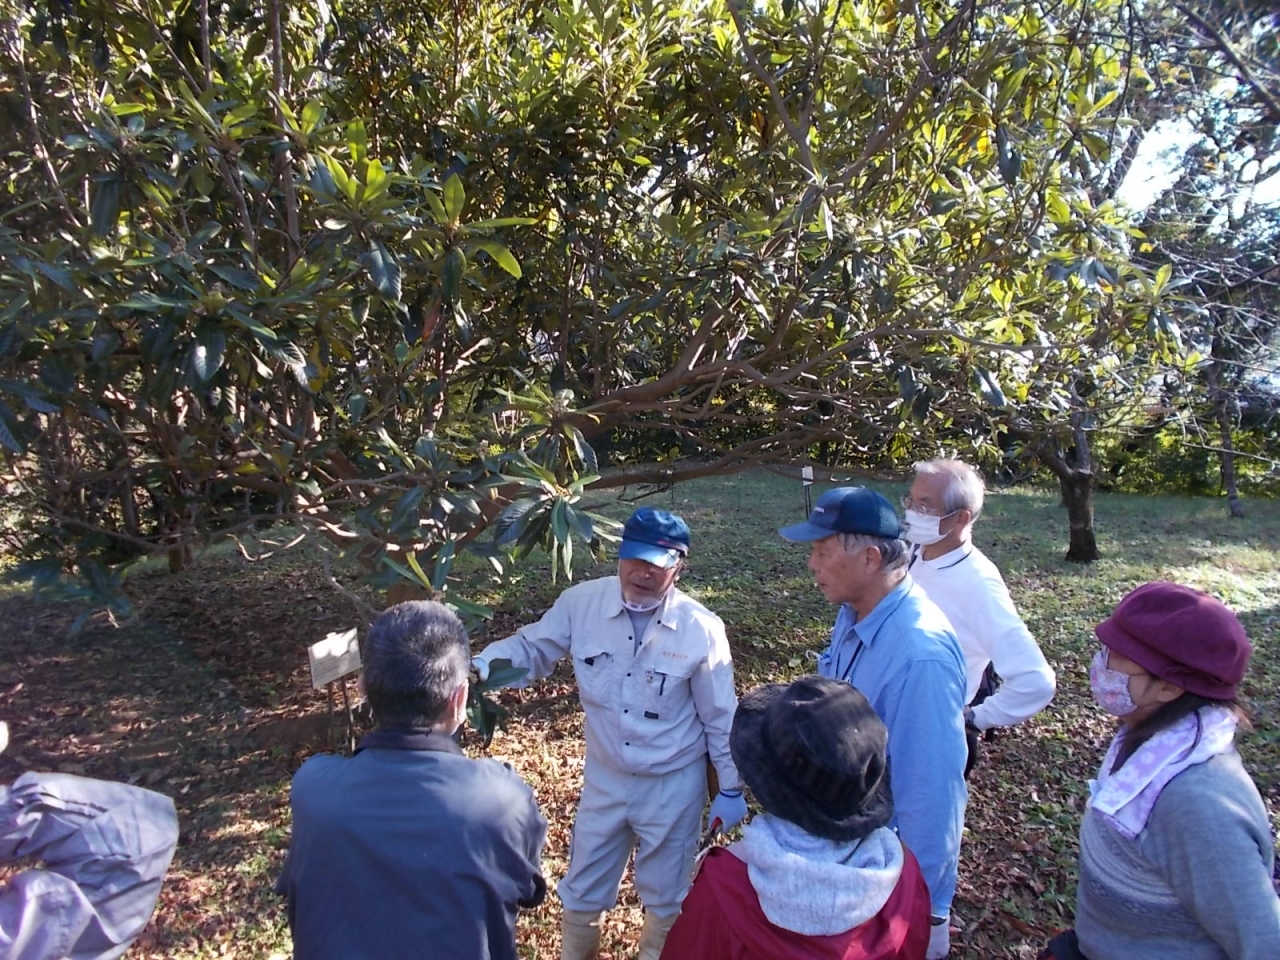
[818,576,968,917]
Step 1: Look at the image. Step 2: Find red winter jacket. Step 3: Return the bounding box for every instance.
[660,846,930,960]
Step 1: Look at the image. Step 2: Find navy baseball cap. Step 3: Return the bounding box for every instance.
[619,508,690,568]
[779,486,902,541]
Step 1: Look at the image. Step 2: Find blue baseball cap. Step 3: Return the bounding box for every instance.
[619,508,690,568]
[778,487,902,541]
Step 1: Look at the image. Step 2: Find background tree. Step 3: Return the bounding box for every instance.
[0,0,1179,615]
[1118,0,1280,515]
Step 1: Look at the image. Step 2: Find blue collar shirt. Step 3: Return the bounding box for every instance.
[817,575,968,918]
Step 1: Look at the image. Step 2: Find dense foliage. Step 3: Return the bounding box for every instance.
[0,0,1210,611]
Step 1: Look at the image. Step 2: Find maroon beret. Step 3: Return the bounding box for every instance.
[1095,581,1251,699]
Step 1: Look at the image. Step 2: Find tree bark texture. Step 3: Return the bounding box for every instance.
[1033,422,1101,563]
[1217,398,1246,518]
[1058,469,1099,562]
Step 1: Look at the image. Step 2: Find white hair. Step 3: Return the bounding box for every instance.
[837,532,909,572]
[913,458,985,521]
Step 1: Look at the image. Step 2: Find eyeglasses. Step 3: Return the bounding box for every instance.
[900,494,953,517]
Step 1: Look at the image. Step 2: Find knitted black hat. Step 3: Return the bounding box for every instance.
[730,675,893,841]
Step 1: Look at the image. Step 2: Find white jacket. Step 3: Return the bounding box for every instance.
[910,544,1055,730]
[478,576,740,786]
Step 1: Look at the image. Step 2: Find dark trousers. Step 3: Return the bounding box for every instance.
[1038,930,1088,960]
[964,663,1000,779]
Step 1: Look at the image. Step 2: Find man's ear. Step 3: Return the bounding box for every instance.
[451,679,469,723]
[862,544,881,572]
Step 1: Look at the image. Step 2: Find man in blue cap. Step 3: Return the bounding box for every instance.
[779,487,968,960]
[473,507,745,960]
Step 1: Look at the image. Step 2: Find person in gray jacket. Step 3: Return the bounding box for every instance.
[0,720,180,960]
[1041,582,1280,960]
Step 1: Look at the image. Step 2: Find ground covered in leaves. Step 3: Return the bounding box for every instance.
[2,470,1278,959]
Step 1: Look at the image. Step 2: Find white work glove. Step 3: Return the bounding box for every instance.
[926,915,951,959]
[706,789,748,832]
[470,656,490,682]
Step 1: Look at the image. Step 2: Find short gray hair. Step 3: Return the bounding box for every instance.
[363,601,470,728]
[837,532,909,572]
[913,458,985,521]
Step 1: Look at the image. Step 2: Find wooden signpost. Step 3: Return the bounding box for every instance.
[308,628,361,753]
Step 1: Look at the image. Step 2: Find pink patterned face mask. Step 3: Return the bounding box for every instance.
[1089,648,1138,716]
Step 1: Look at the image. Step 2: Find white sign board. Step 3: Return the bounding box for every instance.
[802,465,814,486]
[308,628,361,690]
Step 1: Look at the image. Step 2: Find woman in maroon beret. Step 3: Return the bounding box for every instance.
[1041,582,1280,960]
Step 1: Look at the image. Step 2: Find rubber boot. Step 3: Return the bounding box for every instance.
[636,909,678,960]
[560,909,603,960]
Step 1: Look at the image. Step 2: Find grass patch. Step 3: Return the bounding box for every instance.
[2,469,1277,958]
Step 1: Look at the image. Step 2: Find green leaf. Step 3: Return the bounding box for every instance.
[0,379,59,414]
[364,159,388,198]
[423,190,448,225]
[446,595,492,622]
[441,248,466,302]
[363,239,402,301]
[478,658,528,691]
[227,307,279,342]
[974,367,1007,408]
[405,551,434,590]
[89,177,121,237]
[389,486,425,534]
[265,339,307,368]
[208,264,260,291]
[562,503,592,542]
[431,541,456,591]
[475,241,522,279]
[494,496,544,546]
[465,688,506,748]
[996,126,1022,186]
[443,174,466,224]
[566,426,598,473]
[0,405,24,453]
[551,498,570,544]
[192,331,226,382]
[301,99,326,134]
[466,216,537,230]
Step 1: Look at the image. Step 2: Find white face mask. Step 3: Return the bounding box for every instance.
[621,595,663,613]
[902,508,957,546]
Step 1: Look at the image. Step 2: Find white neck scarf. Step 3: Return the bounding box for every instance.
[1088,704,1238,839]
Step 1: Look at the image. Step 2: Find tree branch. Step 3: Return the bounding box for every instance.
[1176,3,1280,122]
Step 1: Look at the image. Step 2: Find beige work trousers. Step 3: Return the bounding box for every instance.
[556,755,707,917]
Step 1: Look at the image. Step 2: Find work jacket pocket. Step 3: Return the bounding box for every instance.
[572,646,614,707]
[642,660,697,720]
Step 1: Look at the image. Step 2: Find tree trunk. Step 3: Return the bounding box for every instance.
[1033,419,1101,563]
[1059,469,1099,562]
[1217,400,1245,518]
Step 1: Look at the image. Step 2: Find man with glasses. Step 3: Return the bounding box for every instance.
[901,460,1056,776]
[779,487,967,960]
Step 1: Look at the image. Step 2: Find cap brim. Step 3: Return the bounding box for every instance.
[778,520,835,542]
[619,540,683,568]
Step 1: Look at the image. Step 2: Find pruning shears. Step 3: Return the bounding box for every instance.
[691,817,723,881]
[698,816,722,854]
